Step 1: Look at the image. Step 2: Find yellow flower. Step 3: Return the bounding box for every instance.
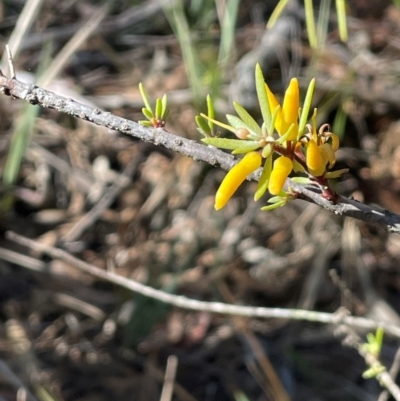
[268,156,293,195]
[304,113,340,177]
[266,78,299,140]
[215,152,262,210]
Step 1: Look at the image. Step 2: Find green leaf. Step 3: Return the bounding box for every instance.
[290,177,312,184]
[202,137,255,150]
[375,327,384,350]
[206,94,214,130]
[255,64,272,129]
[362,365,386,379]
[225,115,258,139]
[261,143,273,158]
[161,94,168,117]
[324,168,348,178]
[276,123,296,144]
[261,200,287,211]
[142,107,153,120]
[232,142,261,154]
[139,120,153,127]
[139,83,153,114]
[200,113,237,134]
[255,155,272,200]
[196,115,211,136]
[233,101,261,135]
[298,78,316,139]
[305,0,317,49]
[155,98,163,119]
[267,195,285,203]
[269,105,280,135]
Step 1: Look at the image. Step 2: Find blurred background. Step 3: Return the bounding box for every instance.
[0,0,400,400]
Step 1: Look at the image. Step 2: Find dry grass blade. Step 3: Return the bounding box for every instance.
[0,0,45,74]
[38,3,110,87]
[159,355,179,401]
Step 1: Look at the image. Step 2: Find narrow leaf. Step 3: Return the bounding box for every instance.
[276,123,296,144]
[324,168,349,178]
[255,64,272,129]
[232,143,261,154]
[261,143,273,158]
[142,107,153,120]
[298,78,316,139]
[207,94,214,130]
[255,155,272,201]
[290,177,312,184]
[202,137,256,150]
[225,115,259,139]
[195,115,211,136]
[155,98,163,119]
[139,83,153,114]
[233,101,261,135]
[261,200,286,211]
[200,113,237,134]
[161,94,168,117]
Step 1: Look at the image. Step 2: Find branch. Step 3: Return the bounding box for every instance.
[6,231,400,339]
[0,67,400,232]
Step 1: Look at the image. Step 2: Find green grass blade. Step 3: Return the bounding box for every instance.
[316,0,331,48]
[305,0,317,49]
[218,0,240,67]
[267,0,290,29]
[336,0,348,42]
[3,104,39,186]
[162,0,203,106]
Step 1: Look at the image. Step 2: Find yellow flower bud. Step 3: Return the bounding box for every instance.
[282,78,299,130]
[268,156,293,195]
[235,128,250,139]
[215,152,262,210]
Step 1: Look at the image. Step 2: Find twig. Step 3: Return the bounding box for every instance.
[378,347,400,401]
[0,62,399,232]
[337,323,400,401]
[6,231,400,339]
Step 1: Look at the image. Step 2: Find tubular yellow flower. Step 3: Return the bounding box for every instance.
[268,156,293,195]
[265,79,299,140]
[306,139,325,177]
[215,152,262,210]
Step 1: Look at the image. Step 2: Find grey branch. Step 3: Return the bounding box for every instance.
[6,230,400,338]
[0,71,400,232]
